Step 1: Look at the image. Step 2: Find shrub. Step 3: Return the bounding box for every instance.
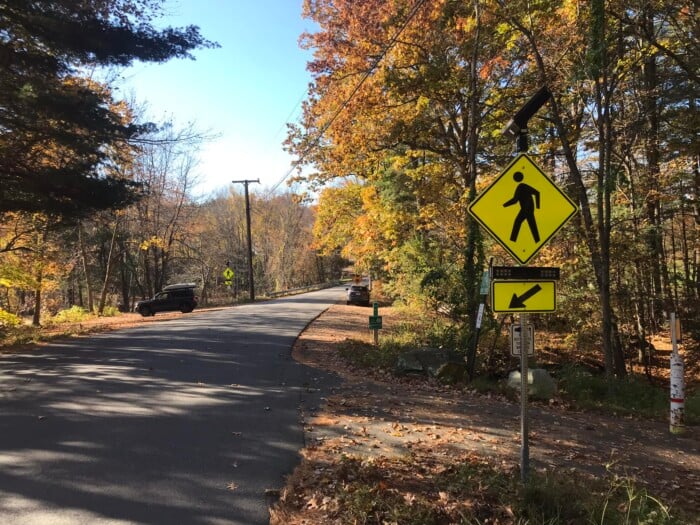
[47,306,91,325]
[101,305,119,317]
[339,339,402,370]
[685,389,700,425]
[0,308,21,328]
[558,365,670,419]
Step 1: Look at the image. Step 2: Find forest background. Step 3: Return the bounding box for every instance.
[0,0,697,386]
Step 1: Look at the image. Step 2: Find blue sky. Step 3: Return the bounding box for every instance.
[115,0,317,197]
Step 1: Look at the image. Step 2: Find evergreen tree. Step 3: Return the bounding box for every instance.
[0,0,216,216]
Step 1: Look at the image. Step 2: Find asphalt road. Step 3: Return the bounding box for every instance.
[0,287,344,524]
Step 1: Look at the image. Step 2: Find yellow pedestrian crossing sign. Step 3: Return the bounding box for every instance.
[491,280,557,313]
[468,154,578,264]
[223,267,234,285]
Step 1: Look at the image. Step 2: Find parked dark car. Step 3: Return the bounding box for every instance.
[346,284,370,306]
[135,283,198,316]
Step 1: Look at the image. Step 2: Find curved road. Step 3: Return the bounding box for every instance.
[0,287,344,524]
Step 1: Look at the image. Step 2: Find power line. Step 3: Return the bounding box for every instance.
[271,89,307,143]
[270,0,430,193]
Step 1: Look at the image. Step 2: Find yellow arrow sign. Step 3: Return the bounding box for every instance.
[469,154,578,264]
[491,280,557,312]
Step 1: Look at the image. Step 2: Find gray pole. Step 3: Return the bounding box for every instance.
[500,88,552,484]
[517,128,530,483]
[232,179,259,301]
[519,312,530,482]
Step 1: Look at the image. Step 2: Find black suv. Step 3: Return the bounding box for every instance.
[135,283,198,316]
[346,284,371,306]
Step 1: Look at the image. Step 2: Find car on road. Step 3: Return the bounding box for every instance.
[346,284,371,306]
[135,283,198,316]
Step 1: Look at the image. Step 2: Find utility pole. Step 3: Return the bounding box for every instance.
[232,179,259,301]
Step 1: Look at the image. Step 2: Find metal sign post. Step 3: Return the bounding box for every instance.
[519,312,530,482]
[467,270,491,380]
[369,302,382,345]
[468,87,578,484]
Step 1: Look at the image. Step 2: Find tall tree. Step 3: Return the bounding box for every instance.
[291,0,504,334]
[124,124,201,298]
[0,0,216,216]
[493,0,631,377]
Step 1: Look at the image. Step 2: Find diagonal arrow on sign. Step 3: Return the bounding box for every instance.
[509,284,542,308]
[492,281,556,312]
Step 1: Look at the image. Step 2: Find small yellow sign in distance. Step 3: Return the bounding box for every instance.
[468,153,578,265]
[223,267,234,280]
[491,280,557,313]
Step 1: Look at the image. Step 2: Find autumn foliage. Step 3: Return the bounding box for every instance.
[288,0,699,378]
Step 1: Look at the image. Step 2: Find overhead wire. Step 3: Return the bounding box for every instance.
[269,0,430,194]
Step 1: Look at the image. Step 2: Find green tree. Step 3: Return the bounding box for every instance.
[0,0,216,216]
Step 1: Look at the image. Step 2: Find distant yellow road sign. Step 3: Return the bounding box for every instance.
[223,267,234,285]
[468,154,578,264]
[491,280,557,312]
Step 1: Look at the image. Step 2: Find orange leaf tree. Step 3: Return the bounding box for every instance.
[290,0,511,335]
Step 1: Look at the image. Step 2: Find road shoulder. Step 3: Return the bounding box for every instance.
[276,303,700,522]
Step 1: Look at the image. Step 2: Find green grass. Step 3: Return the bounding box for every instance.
[339,338,403,370]
[0,325,42,347]
[685,391,700,425]
[100,305,120,317]
[340,319,700,426]
[339,309,473,375]
[557,365,700,424]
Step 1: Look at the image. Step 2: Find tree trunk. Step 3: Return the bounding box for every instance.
[97,218,120,315]
[464,0,483,380]
[642,26,666,326]
[78,221,94,313]
[118,244,131,312]
[596,59,626,378]
[31,225,50,327]
[31,286,41,326]
[502,2,627,377]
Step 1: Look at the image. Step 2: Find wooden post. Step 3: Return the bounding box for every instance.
[232,179,259,301]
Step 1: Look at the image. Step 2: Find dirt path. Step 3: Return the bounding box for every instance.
[286,303,700,520]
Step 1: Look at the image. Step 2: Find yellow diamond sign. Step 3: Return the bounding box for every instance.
[468,154,578,264]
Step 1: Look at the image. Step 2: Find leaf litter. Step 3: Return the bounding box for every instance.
[271,303,700,523]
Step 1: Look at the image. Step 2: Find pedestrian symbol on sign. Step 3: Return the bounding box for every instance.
[503,171,540,244]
